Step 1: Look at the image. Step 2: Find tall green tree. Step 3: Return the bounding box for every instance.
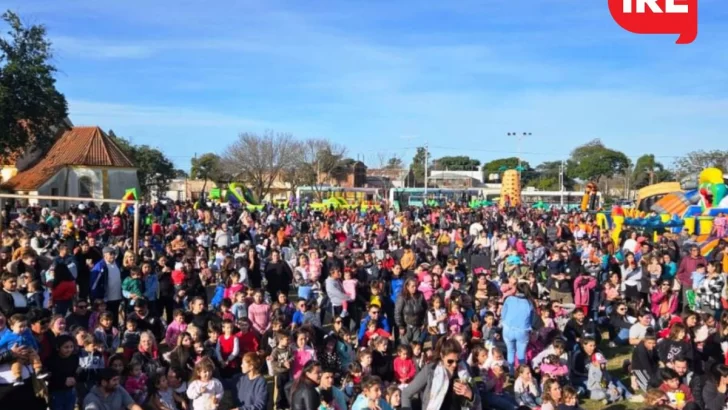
[567,139,630,183]
[111,135,176,199]
[631,154,674,189]
[482,157,535,184]
[0,11,68,159]
[190,152,223,200]
[191,153,223,181]
[384,156,403,170]
[411,147,430,186]
[432,155,481,171]
[532,161,574,190]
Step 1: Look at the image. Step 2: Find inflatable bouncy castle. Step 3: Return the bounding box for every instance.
[597,167,728,256]
[499,170,522,208]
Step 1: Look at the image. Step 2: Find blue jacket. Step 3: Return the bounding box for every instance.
[501,295,534,330]
[143,274,159,301]
[0,329,39,351]
[357,315,391,342]
[390,277,404,303]
[210,284,226,309]
[90,260,110,301]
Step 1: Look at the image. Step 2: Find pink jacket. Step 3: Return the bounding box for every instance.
[573,276,597,307]
[247,303,271,335]
[125,374,148,396]
[292,346,316,379]
[225,283,244,301]
[165,320,188,346]
[651,290,678,317]
[540,363,569,377]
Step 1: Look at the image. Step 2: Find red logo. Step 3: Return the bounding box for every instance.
[608,0,698,44]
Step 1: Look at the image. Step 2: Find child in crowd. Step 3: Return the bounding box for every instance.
[352,375,390,410]
[0,314,44,385]
[484,364,518,410]
[514,365,541,408]
[448,300,464,336]
[219,299,234,322]
[342,268,358,318]
[271,332,292,410]
[26,280,44,309]
[77,335,105,399]
[47,335,79,410]
[165,309,188,347]
[122,267,144,308]
[385,385,401,410]
[145,373,179,410]
[125,361,148,403]
[122,316,141,361]
[88,299,106,332]
[231,291,247,320]
[393,344,416,387]
[186,358,224,410]
[93,312,120,355]
[216,319,240,378]
[558,386,584,410]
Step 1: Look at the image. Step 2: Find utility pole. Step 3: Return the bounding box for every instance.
[423,142,429,196]
[559,160,565,206]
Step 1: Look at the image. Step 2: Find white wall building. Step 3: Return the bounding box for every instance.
[1,126,139,209]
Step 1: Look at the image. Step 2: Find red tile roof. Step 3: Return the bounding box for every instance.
[1,126,135,191]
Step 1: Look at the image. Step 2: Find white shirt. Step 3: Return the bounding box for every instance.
[106,262,123,301]
[469,222,484,237]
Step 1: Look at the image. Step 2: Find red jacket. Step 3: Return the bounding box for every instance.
[393,357,416,383]
[52,280,77,303]
[236,331,259,354]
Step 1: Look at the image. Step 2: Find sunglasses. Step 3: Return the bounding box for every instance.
[77,305,88,309]
[445,359,458,365]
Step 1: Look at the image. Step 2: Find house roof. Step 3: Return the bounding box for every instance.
[1,126,135,191]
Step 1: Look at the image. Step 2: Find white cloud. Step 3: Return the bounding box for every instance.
[68,99,271,129]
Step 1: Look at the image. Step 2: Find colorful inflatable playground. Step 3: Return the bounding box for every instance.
[208,183,264,211]
[596,167,728,257]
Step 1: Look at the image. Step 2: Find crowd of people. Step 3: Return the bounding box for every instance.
[0,198,728,410]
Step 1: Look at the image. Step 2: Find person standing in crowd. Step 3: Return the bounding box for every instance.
[90,247,124,327]
[501,282,535,374]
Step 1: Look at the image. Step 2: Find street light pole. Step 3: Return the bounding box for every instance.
[507,132,532,170]
[424,141,429,196]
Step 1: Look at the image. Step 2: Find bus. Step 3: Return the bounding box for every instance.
[296,186,383,204]
[518,190,585,210]
[389,188,483,210]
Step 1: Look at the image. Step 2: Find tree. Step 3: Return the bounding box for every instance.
[532,161,574,191]
[411,147,430,186]
[190,153,222,181]
[482,157,536,185]
[110,135,175,199]
[284,138,348,200]
[673,150,728,179]
[0,11,68,159]
[631,154,674,189]
[567,139,630,183]
[432,156,481,171]
[221,130,300,201]
[385,156,404,170]
[174,169,189,178]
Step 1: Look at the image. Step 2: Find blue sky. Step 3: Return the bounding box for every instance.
[4,0,728,170]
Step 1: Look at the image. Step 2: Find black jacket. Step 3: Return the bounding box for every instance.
[394,292,428,328]
[47,353,80,391]
[290,379,320,410]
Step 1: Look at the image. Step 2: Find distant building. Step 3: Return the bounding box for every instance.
[318,161,367,188]
[428,168,484,188]
[366,168,414,189]
[1,125,139,209]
